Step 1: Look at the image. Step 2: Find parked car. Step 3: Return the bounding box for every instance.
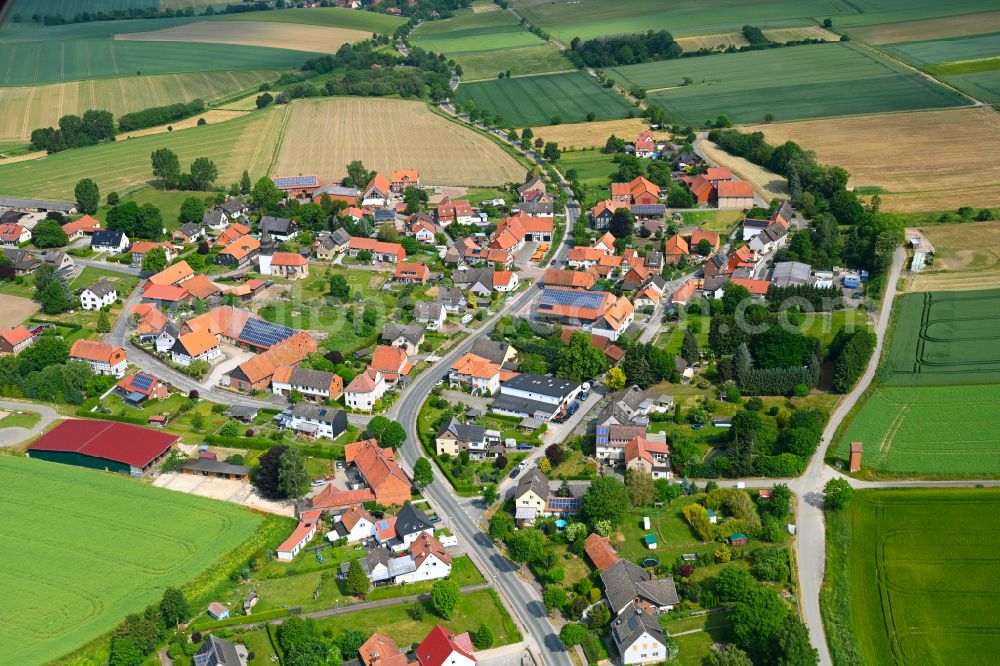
[310,479,326,487]
[429,515,440,523]
[335,461,344,469]
[516,443,533,450]
[509,468,520,479]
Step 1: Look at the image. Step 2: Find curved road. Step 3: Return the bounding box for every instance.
[0,400,60,447]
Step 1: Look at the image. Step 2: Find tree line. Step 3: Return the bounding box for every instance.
[30,110,115,153]
[118,100,205,132]
[568,30,682,67]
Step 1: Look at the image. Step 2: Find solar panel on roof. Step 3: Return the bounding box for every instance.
[272,176,318,189]
[132,374,154,391]
[540,288,605,310]
[238,318,296,349]
[548,497,580,509]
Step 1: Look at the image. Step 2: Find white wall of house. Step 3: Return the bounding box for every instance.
[80,288,117,310]
[171,345,221,367]
[619,632,667,665]
[396,555,451,584]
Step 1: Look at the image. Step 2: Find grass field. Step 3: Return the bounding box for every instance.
[746,107,1000,212]
[455,71,636,127]
[822,488,1000,665]
[558,148,616,184]
[846,10,1000,44]
[117,20,371,54]
[531,118,650,150]
[411,6,571,80]
[0,70,278,142]
[887,31,1000,66]
[0,410,41,429]
[272,97,523,186]
[940,68,1000,104]
[216,6,406,33]
[0,104,285,199]
[0,37,310,86]
[10,0,220,15]
[675,26,838,53]
[0,455,262,664]
[605,42,968,125]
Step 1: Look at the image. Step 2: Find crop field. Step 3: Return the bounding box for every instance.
[117,20,371,54]
[0,70,278,142]
[675,26,837,53]
[0,105,286,199]
[832,0,1000,28]
[746,107,1000,212]
[455,71,635,127]
[882,288,1000,386]
[606,43,968,125]
[846,10,1000,44]
[10,0,219,15]
[531,118,650,149]
[0,456,261,664]
[272,97,523,186]
[0,38,310,86]
[698,138,790,201]
[825,488,1000,665]
[216,6,406,33]
[907,221,1000,293]
[887,32,1000,66]
[411,8,571,80]
[942,69,1000,104]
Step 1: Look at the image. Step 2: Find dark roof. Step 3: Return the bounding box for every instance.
[517,177,544,194]
[516,467,549,501]
[708,252,728,269]
[382,322,425,345]
[437,416,485,443]
[437,286,465,307]
[176,222,201,238]
[502,373,581,399]
[453,267,494,289]
[331,228,352,245]
[91,230,126,246]
[518,201,553,215]
[492,394,560,418]
[631,204,665,215]
[0,197,75,212]
[395,502,433,537]
[471,338,510,365]
[415,301,444,321]
[202,209,226,227]
[3,248,39,271]
[224,405,259,419]
[196,634,241,666]
[27,420,177,468]
[220,198,248,214]
[291,403,345,425]
[612,605,666,649]
[85,277,116,299]
[601,559,679,613]
[182,457,250,476]
[260,216,295,234]
[373,208,397,222]
[284,367,337,391]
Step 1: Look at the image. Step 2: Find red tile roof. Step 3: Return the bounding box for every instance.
[146,260,193,287]
[717,180,754,198]
[348,237,406,260]
[219,235,260,261]
[0,326,33,347]
[416,625,476,666]
[665,234,689,256]
[27,419,177,468]
[0,223,25,242]
[70,339,125,365]
[62,215,100,236]
[366,173,391,196]
[311,486,376,510]
[143,284,189,302]
[544,268,596,289]
[271,251,308,267]
[706,166,732,181]
[729,278,771,295]
[584,533,620,572]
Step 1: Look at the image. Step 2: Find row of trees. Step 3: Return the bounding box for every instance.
[106,200,165,241]
[119,100,206,132]
[150,148,218,191]
[30,110,115,153]
[830,328,876,393]
[567,30,682,67]
[108,588,189,666]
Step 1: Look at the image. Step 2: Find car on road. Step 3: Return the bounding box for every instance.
[517,443,532,450]
[509,468,520,479]
[310,479,326,487]
[429,515,440,523]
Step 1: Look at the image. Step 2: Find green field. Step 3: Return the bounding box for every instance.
[411,7,571,81]
[887,31,1000,66]
[0,104,284,199]
[883,289,1000,386]
[822,488,1000,665]
[942,68,1000,102]
[0,38,310,86]
[0,456,262,664]
[455,71,635,127]
[606,42,968,125]
[10,0,219,16]
[216,6,406,33]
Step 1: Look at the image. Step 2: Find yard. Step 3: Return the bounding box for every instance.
[0,410,40,429]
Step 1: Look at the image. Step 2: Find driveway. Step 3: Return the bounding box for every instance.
[0,400,59,448]
[203,344,255,389]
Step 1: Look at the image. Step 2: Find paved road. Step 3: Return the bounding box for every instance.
[0,400,60,447]
[76,257,141,276]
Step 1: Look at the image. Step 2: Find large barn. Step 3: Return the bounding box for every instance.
[26,420,178,476]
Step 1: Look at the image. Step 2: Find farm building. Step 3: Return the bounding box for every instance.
[277,509,323,561]
[0,197,76,214]
[182,456,250,481]
[27,420,178,476]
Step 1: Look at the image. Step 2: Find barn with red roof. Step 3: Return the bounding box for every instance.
[27,419,178,476]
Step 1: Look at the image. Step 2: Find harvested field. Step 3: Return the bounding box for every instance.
[762,26,840,42]
[531,118,651,149]
[907,269,1000,293]
[675,32,748,53]
[698,139,789,201]
[272,97,523,186]
[216,6,406,33]
[0,105,286,199]
[0,294,38,328]
[746,107,1000,212]
[847,10,1000,45]
[905,222,1000,292]
[122,109,250,139]
[116,20,370,54]
[0,70,277,142]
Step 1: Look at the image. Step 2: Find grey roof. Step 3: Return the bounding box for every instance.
[196,634,241,666]
[453,267,494,290]
[759,222,788,243]
[502,373,581,399]
[771,261,812,288]
[202,209,226,227]
[612,605,666,650]
[774,201,793,222]
[517,177,545,195]
[382,322,425,345]
[313,184,358,199]
[260,216,295,234]
[373,208,397,222]
[224,405,259,419]
[0,197,75,213]
[613,386,657,412]
[387,554,416,578]
[182,457,250,477]
[471,338,511,365]
[283,367,337,391]
[438,286,465,308]
[291,402,345,424]
[437,416,486,444]
[92,230,126,246]
[645,250,663,266]
[176,222,201,238]
[3,248,39,271]
[516,467,549,501]
[491,394,559,418]
[85,277,116,299]
[632,204,666,216]
[43,250,68,266]
[395,503,433,537]
[331,228,352,245]
[518,201,553,215]
[601,559,679,613]
[415,301,444,321]
[708,252,728,269]
[220,198,248,215]
[702,274,729,292]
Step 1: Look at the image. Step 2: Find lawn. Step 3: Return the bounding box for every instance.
[661,612,733,666]
[606,42,968,125]
[94,187,211,231]
[680,209,743,232]
[0,410,40,429]
[0,456,262,665]
[795,309,870,347]
[0,105,285,200]
[454,71,637,127]
[70,265,140,295]
[821,488,1000,666]
[559,148,617,185]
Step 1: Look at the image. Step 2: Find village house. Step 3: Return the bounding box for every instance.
[613,605,670,665]
[130,241,175,267]
[450,352,501,395]
[220,197,250,221]
[492,373,582,422]
[272,175,319,200]
[0,326,35,355]
[362,174,392,207]
[436,197,475,226]
[749,221,789,256]
[314,228,352,259]
[194,635,242,666]
[276,509,322,561]
[590,199,629,229]
[414,301,446,331]
[344,367,388,411]
[0,223,30,247]
[393,261,430,285]
[259,216,298,242]
[390,169,420,193]
[215,223,251,248]
[271,366,343,403]
[585,533,621,572]
[62,215,100,241]
[435,416,501,459]
[222,330,317,393]
[717,180,754,210]
[518,176,546,202]
[371,345,412,383]
[689,230,721,253]
[330,504,376,543]
[625,435,672,479]
[416,625,477,666]
[201,208,228,232]
[494,270,518,292]
[115,371,169,406]
[347,237,406,263]
[312,184,359,206]
[664,234,689,265]
[91,230,129,254]
[347,439,411,506]
[70,340,127,377]
[544,268,597,290]
[3,248,40,275]
[635,130,656,157]
[381,322,426,356]
[286,403,348,440]
[80,278,117,310]
[410,215,437,243]
[601,558,679,615]
[216,235,260,267]
[171,329,222,367]
[171,223,203,245]
[268,251,310,280]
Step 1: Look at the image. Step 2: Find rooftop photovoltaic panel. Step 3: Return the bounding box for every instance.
[540,288,606,310]
[272,175,318,189]
[547,497,581,509]
[132,374,154,391]
[238,318,296,349]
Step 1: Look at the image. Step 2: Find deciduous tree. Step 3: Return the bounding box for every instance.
[431,579,460,618]
[150,148,181,189]
[74,178,99,214]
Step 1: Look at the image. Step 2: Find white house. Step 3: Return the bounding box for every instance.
[91,230,129,254]
[330,505,375,543]
[0,223,31,247]
[493,271,519,293]
[414,301,446,331]
[748,222,788,256]
[415,625,477,666]
[612,605,669,665]
[344,367,387,411]
[398,533,452,583]
[286,403,347,440]
[492,373,582,421]
[170,329,222,367]
[69,340,127,377]
[277,510,322,561]
[449,352,501,395]
[80,278,117,310]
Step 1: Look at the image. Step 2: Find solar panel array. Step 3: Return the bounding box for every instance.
[239,318,296,349]
[131,373,154,391]
[547,497,581,509]
[272,175,318,189]
[540,288,606,310]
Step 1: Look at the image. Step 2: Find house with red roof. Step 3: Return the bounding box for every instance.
[371,345,412,383]
[0,326,35,355]
[356,634,408,666]
[625,435,672,479]
[347,237,406,263]
[393,261,430,285]
[410,216,437,243]
[130,241,174,267]
[142,284,191,308]
[277,509,323,561]
[706,167,733,184]
[27,419,178,475]
[590,199,629,229]
[216,235,260,267]
[362,173,392,206]
[330,504,376,543]
[416,625,477,666]
[0,223,30,247]
[670,279,699,306]
[344,367,388,411]
[62,215,101,240]
[635,130,656,157]
[585,533,621,572]
[345,438,412,507]
[70,340,127,377]
[269,252,310,280]
[664,234,689,265]
[493,270,518,292]
[717,180,754,210]
[171,328,222,366]
[689,230,720,253]
[390,169,420,193]
[450,352,501,395]
[116,371,169,405]
[436,197,475,225]
[215,223,251,248]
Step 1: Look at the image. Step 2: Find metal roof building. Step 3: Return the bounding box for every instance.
[27,420,178,476]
